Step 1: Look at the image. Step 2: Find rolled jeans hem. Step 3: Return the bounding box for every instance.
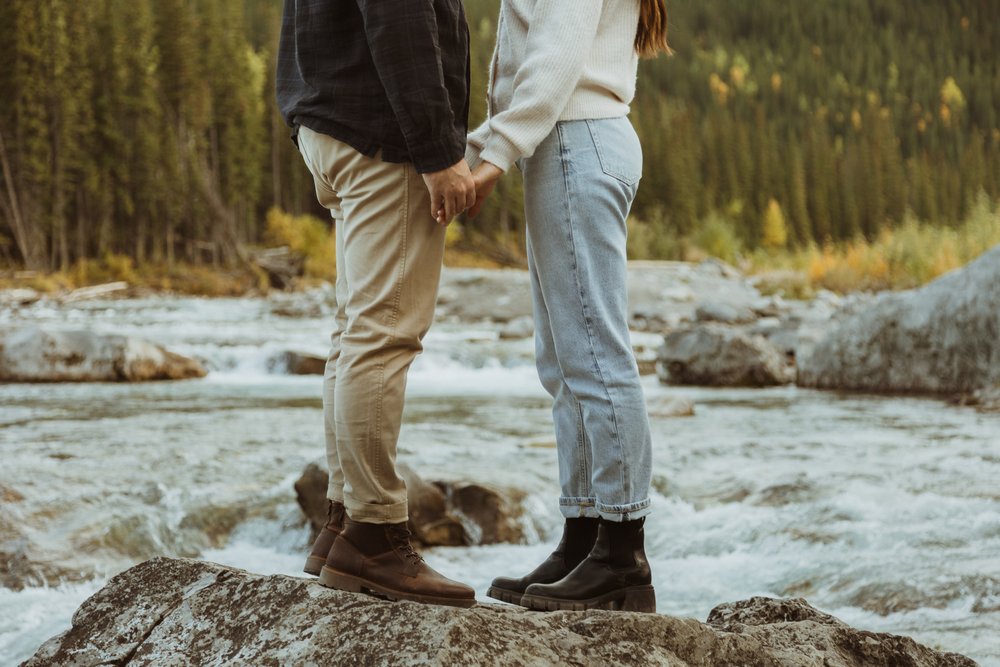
[559,497,601,519]
[344,499,408,525]
[595,499,652,523]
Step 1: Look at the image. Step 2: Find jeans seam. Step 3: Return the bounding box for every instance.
[557,122,631,505]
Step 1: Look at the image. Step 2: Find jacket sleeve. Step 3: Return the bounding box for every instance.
[356,0,466,173]
[478,1,603,173]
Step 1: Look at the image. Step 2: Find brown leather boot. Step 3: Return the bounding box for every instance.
[521,518,656,612]
[319,517,476,608]
[487,517,599,606]
[303,500,346,576]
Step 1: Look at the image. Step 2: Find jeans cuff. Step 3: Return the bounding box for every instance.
[344,497,408,525]
[595,498,652,522]
[559,496,601,519]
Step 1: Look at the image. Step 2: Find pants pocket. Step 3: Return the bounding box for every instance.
[586,118,643,187]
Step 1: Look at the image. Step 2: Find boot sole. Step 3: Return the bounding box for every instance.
[521,585,656,613]
[486,586,525,607]
[303,555,326,577]
[318,566,476,609]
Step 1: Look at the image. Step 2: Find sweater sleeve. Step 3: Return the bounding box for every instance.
[356,0,466,173]
[477,1,603,172]
[465,120,492,170]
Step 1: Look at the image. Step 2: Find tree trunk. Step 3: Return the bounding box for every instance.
[0,128,45,269]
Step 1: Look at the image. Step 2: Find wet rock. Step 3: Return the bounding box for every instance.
[25,558,976,667]
[444,483,527,545]
[697,257,742,279]
[294,464,525,547]
[750,475,821,507]
[951,386,1000,413]
[0,326,207,382]
[751,295,789,318]
[436,263,765,330]
[657,325,796,387]
[645,395,696,418]
[271,350,326,375]
[293,463,330,537]
[695,300,757,325]
[798,244,1000,394]
[401,465,467,547]
[436,270,533,323]
[268,284,336,318]
[498,316,534,340]
[0,288,41,307]
[0,514,88,590]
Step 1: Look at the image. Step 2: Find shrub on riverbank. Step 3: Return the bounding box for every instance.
[752,192,1000,294]
[0,256,259,296]
[628,192,1000,296]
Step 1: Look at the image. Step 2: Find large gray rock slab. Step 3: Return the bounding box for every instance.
[24,558,975,667]
[658,325,795,387]
[0,326,207,382]
[798,245,1000,394]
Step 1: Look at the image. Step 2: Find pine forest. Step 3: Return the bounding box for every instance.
[1,0,998,277]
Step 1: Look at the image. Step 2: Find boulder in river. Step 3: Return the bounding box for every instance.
[498,315,535,340]
[657,325,795,387]
[695,300,757,325]
[798,244,1000,394]
[24,557,976,667]
[0,326,207,382]
[645,395,696,418]
[294,463,526,547]
[271,350,326,375]
[0,288,41,307]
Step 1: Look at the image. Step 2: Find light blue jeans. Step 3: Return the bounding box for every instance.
[521,116,653,523]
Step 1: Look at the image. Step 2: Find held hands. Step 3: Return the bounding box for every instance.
[467,162,504,219]
[422,159,476,226]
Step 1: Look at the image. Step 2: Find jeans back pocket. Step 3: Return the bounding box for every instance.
[587,117,643,187]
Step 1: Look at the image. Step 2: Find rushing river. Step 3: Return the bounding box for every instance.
[1,292,998,665]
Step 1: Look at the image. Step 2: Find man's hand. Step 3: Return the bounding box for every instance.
[467,162,504,218]
[422,159,476,225]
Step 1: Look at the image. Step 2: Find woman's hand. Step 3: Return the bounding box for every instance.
[467,162,504,218]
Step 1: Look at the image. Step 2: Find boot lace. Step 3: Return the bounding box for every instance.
[388,525,424,564]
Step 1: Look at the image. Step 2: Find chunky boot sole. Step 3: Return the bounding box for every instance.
[486,586,525,606]
[303,555,326,577]
[521,585,656,613]
[318,566,476,609]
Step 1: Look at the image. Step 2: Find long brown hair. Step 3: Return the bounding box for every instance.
[635,0,672,58]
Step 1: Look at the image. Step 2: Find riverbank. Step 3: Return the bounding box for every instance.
[4,196,999,300]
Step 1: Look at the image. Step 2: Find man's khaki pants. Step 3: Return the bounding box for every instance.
[297,126,445,524]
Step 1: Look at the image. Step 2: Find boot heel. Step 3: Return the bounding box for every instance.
[303,555,326,577]
[318,567,362,593]
[621,586,656,613]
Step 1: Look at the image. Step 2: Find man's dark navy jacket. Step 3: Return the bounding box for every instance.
[276,0,470,174]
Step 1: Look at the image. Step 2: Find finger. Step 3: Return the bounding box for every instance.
[465,188,477,213]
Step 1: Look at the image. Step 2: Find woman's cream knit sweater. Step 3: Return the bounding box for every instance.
[466,0,641,173]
